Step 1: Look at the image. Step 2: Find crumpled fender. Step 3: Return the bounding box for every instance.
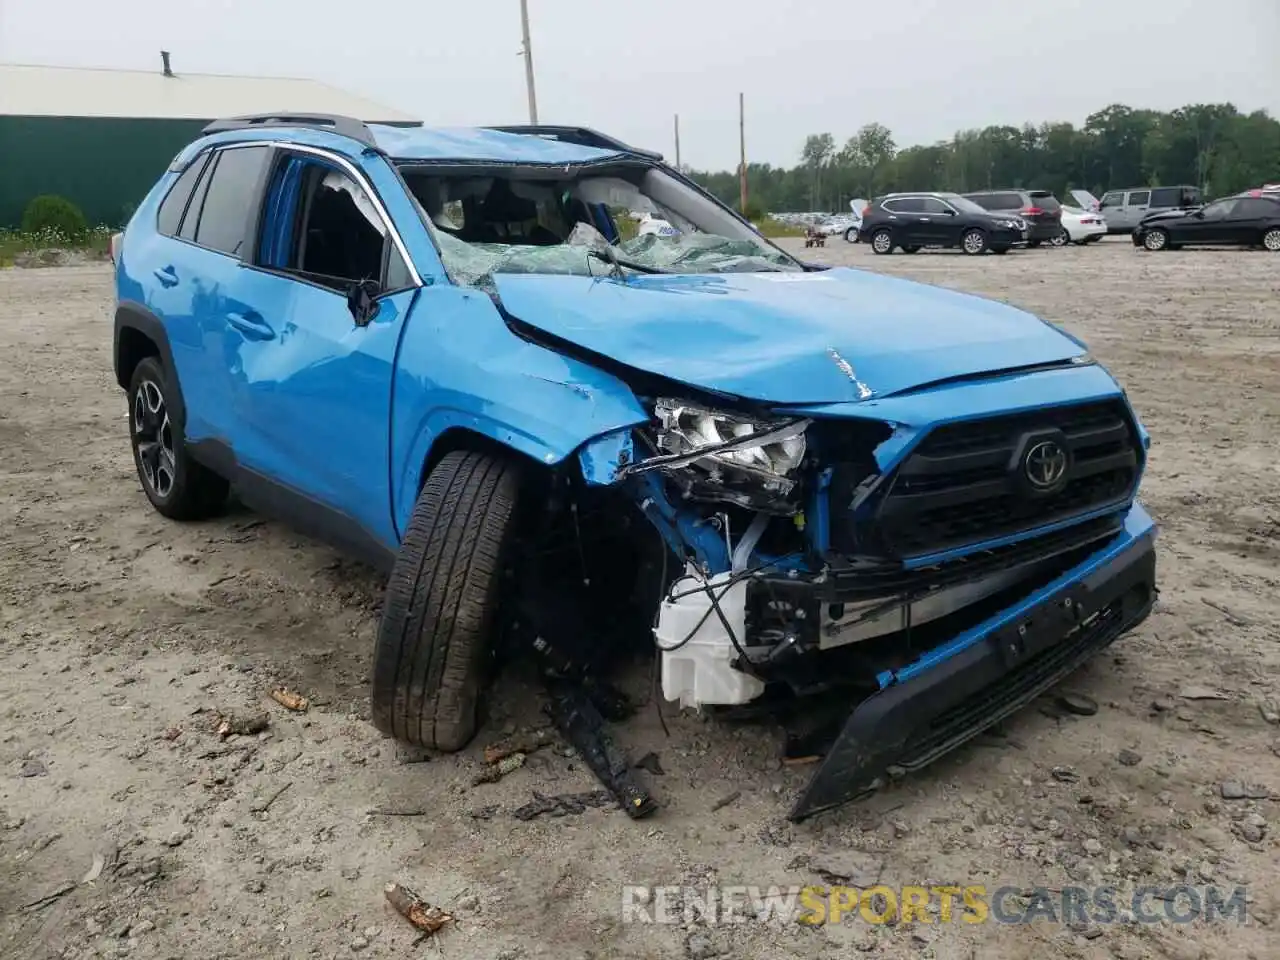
[389,286,648,535]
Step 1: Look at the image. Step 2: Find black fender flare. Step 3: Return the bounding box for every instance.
[114,301,186,427]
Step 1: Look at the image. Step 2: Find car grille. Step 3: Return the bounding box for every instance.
[870,400,1139,559]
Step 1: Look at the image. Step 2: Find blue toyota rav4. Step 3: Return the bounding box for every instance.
[113,114,1156,819]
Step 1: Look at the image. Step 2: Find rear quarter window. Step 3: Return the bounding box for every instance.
[966,194,999,210]
[1149,188,1181,206]
[156,155,208,237]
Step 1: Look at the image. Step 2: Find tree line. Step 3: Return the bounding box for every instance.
[687,103,1280,215]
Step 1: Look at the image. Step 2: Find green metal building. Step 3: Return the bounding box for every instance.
[0,59,417,228]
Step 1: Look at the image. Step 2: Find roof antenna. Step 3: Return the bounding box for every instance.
[161,51,173,78]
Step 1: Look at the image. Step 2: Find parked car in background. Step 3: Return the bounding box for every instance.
[1132,194,1280,251]
[962,190,1062,248]
[1098,186,1202,234]
[843,198,867,242]
[859,192,1027,255]
[1051,205,1107,245]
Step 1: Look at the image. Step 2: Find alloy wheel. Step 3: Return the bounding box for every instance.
[133,379,176,499]
[1051,228,1069,247]
[1143,230,1168,251]
[1263,228,1280,252]
[962,230,986,255]
[872,231,892,254]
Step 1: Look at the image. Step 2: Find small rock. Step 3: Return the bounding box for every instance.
[131,920,155,935]
[349,935,369,952]
[244,879,266,893]
[1055,693,1098,716]
[19,758,48,778]
[1083,838,1104,856]
[1220,781,1269,800]
[394,744,431,765]
[1236,822,1265,843]
[456,893,480,912]
[165,831,188,847]
[1116,749,1142,767]
[1051,766,1079,783]
[1151,697,1176,713]
[1178,685,1227,701]
[111,919,132,938]
[1259,700,1280,725]
[685,931,717,959]
[1121,827,1144,847]
[809,850,883,887]
[122,745,148,761]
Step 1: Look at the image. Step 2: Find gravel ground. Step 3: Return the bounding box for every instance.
[2,239,1278,960]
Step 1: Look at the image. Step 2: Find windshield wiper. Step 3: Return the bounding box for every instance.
[585,247,669,276]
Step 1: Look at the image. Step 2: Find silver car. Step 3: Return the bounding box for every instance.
[1096,185,1203,234]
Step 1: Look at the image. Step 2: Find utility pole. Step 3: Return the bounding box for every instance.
[519,0,539,124]
[674,114,681,170]
[738,93,748,214]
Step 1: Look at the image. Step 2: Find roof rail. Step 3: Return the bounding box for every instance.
[484,125,663,162]
[201,113,419,150]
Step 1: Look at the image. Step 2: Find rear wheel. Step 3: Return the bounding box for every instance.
[371,450,522,752]
[1050,228,1070,247]
[844,226,859,244]
[870,229,894,255]
[128,356,227,520]
[1263,227,1280,252]
[961,229,988,255]
[1142,229,1169,251]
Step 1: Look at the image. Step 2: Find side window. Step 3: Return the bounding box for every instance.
[1200,199,1238,220]
[1149,187,1179,207]
[997,193,1024,209]
[1099,192,1123,208]
[156,155,208,236]
[178,160,215,243]
[192,146,272,256]
[1127,190,1151,206]
[270,159,405,292]
[920,197,951,214]
[1235,198,1278,218]
[967,195,997,210]
[886,197,923,213]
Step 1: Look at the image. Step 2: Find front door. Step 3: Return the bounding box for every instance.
[1175,198,1240,244]
[916,196,960,246]
[226,150,420,552]
[1121,190,1150,230]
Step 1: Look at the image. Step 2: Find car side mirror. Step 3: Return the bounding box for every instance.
[347,278,382,327]
[945,208,957,216]
[1192,210,1205,219]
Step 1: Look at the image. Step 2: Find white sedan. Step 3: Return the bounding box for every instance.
[1051,205,1107,245]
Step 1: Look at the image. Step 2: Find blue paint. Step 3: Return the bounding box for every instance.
[887,503,1156,686]
[630,473,731,573]
[491,269,1089,405]
[578,429,635,485]
[811,467,833,555]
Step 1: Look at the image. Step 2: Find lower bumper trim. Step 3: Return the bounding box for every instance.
[789,530,1156,821]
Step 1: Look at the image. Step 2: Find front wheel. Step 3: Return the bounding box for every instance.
[1142,229,1169,251]
[1262,227,1280,252]
[961,229,988,255]
[128,356,228,520]
[371,450,522,752]
[870,229,894,255]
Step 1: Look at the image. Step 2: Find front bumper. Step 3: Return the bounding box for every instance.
[790,503,1157,820]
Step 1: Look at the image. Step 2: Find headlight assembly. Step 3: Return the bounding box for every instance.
[623,399,811,512]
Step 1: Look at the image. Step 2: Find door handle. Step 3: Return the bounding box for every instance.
[226,311,276,341]
[153,266,179,287]
[919,218,931,222]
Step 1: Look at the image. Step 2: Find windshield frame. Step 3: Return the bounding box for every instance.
[393,157,804,285]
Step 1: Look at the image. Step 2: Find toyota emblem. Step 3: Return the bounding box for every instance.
[1024,440,1068,490]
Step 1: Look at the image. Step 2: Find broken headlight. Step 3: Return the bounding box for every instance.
[633,399,810,512]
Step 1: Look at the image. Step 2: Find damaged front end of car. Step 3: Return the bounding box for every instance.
[557,372,1157,821]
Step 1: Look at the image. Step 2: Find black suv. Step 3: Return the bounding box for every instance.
[963,190,1062,247]
[859,192,1028,255]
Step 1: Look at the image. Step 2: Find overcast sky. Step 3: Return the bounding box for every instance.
[1,0,1277,169]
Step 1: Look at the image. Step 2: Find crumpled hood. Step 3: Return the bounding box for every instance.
[493,267,1087,405]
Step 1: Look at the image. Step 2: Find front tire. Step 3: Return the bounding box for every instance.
[1142,228,1169,251]
[961,229,988,255]
[1262,227,1280,252]
[870,229,894,255]
[371,450,522,752]
[128,356,227,520]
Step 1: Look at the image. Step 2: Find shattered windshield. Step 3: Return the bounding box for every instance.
[398,163,800,288]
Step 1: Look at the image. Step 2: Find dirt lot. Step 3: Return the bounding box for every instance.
[2,239,1278,960]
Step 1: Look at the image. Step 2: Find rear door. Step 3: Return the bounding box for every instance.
[881,197,924,244]
[1222,197,1275,244]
